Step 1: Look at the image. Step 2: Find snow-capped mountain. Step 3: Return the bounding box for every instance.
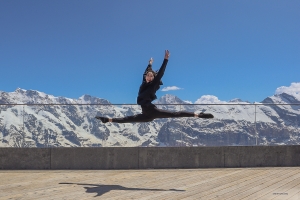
[0,88,300,147]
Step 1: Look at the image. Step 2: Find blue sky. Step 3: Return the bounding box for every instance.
[1,0,299,103]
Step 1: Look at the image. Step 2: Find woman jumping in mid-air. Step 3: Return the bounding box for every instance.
[96,50,214,123]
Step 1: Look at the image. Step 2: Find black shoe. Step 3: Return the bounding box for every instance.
[198,112,214,119]
[95,116,109,123]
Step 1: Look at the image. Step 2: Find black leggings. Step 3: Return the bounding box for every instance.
[112,104,195,123]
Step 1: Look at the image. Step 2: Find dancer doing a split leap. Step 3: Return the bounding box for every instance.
[96,50,214,123]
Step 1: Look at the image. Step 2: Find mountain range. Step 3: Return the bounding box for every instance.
[0,88,300,147]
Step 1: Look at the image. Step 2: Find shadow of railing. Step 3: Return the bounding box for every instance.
[0,103,300,147]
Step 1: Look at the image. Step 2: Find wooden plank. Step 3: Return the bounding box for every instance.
[213,168,297,199]
[0,168,300,200]
[173,169,270,199]
[126,169,228,200]
[236,168,300,200]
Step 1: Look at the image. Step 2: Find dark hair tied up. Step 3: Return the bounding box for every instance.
[146,70,156,77]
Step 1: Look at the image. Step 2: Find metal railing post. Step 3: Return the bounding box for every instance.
[255,104,257,146]
[180,104,182,147]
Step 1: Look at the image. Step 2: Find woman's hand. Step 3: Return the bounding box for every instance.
[164,50,170,59]
[149,57,153,65]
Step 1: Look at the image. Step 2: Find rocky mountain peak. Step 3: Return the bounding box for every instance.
[14,88,26,94]
[262,92,300,104]
[228,98,251,103]
[155,94,186,104]
[278,93,300,104]
[79,94,111,104]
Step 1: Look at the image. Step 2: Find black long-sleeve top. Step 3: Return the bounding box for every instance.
[137,59,168,106]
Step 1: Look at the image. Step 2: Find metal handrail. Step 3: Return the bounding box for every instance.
[1,103,300,106]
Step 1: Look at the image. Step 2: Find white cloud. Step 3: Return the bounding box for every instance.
[161,86,183,92]
[194,95,227,104]
[275,82,300,94]
[275,82,300,99]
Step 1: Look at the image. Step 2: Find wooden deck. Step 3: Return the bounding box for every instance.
[0,167,299,199]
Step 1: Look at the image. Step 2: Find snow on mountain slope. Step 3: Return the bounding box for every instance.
[0,86,300,147]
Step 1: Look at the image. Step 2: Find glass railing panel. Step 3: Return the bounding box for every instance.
[224,103,257,146]
[0,105,26,147]
[211,104,250,146]
[23,104,68,147]
[22,104,110,147]
[103,104,142,147]
[256,104,300,145]
[148,104,257,147]
[152,104,183,147]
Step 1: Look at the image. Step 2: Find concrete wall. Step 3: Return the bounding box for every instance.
[1,146,300,169]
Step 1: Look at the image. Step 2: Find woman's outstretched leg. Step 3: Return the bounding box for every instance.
[151,106,214,119]
[112,114,154,123]
[95,105,213,123]
[96,113,153,123]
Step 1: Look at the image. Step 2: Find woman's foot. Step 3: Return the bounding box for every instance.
[95,116,109,123]
[198,112,214,118]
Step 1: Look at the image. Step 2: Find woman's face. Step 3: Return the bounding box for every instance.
[146,72,154,83]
